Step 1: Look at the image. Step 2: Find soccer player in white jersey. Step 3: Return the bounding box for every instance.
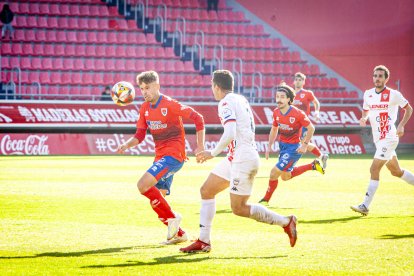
[351,65,413,216]
[180,70,297,253]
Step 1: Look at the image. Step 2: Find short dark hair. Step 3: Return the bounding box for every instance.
[294,72,306,80]
[212,70,234,91]
[373,65,390,79]
[137,71,159,85]
[277,84,296,105]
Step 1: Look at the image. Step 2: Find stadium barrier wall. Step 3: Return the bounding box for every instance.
[0,100,366,155]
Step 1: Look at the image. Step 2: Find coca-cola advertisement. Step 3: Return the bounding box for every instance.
[0,133,365,156]
[0,101,362,128]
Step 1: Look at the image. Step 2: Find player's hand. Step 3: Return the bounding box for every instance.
[359,117,367,126]
[297,143,307,154]
[397,125,405,137]
[194,146,204,156]
[196,150,213,163]
[265,148,271,160]
[117,144,127,154]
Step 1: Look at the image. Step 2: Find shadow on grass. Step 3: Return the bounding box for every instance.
[377,234,414,239]
[82,254,287,268]
[300,216,363,224]
[0,245,162,259]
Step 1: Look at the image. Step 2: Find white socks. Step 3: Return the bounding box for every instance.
[199,199,216,244]
[362,179,379,208]
[401,169,414,185]
[249,203,289,227]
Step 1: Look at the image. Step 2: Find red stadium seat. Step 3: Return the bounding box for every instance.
[63,59,74,70]
[50,72,62,85]
[42,58,53,70]
[52,58,64,70]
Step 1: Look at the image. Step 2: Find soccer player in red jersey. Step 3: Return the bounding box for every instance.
[351,65,413,216]
[117,71,205,244]
[293,72,329,169]
[258,83,325,205]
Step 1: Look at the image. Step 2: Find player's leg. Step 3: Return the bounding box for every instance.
[386,155,414,185]
[180,159,230,253]
[259,166,282,205]
[230,158,297,247]
[351,140,393,215]
[307,142,329,169]
[139,156,184,240]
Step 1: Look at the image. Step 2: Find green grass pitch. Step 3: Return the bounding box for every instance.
[1,155,413,275]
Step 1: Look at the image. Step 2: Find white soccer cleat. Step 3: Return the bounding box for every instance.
[166,213,182,240]
[350,204,369,216]
[320,153,329,170]
[160,233,188,245]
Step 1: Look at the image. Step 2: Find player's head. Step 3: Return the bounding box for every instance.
[211,70,234,101]
[276,83,296,109]
[136,71,160,103]
[293,72,306,90]
[373,65,389,88]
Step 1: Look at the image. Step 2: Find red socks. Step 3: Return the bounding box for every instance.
[291,163,313,178]
[263,180,278,201]
[142,186,185,236]
[311,147,321,158]
[142,186,175,220]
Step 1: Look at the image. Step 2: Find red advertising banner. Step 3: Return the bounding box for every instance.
[0,101,362,127]
[0,133,365,156]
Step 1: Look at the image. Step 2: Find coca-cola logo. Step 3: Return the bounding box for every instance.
[0,135,49,155]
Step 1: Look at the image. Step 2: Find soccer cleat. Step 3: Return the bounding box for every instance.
[312,159,325,175]
[350,204,369,216]
[179,239,211,253]
[283,215,297,247]
[258,198,269,206]
[166,213,182,240]
[160,233,188,245]
[320,153,329,170]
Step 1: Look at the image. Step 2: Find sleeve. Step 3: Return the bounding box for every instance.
[362,91,369,111]
[299,110,311,127]
[272,109,279,127]
[218,100,236,125]
[395,90,409,109]
[134,105,148,142]
[171,99,205,131]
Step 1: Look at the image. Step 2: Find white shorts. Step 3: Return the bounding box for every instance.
[211,157,260,196]
[374,138,398,161]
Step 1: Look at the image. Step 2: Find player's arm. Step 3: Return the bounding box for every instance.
[360,110,369,126]
[174,101,206,154]
[118,107,147,154]
[198,121,236,163]
[397,103,413,137]
[297,113,314,154]
[312,96,320,121]
[266,125,279,160]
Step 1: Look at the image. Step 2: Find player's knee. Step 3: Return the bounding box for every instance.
[269,168,280,180]
[280,174,291,181]
[369,165,381,176]
[137,180,148,194]
[230,204,244,217]
[389,168,403,177]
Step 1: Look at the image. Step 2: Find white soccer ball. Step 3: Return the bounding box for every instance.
[111,81,135,106]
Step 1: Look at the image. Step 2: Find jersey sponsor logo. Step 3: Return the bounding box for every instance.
[371,104,388,109]
[161,108,168,116]
[147,120,167,130]
[279,123,293,131]
[377,112,390,140]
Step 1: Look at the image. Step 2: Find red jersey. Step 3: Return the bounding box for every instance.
[273,105,311,144]
[293,89,315,115]
[136,94,204,162]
